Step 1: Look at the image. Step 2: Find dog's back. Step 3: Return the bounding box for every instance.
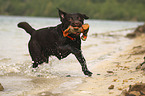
[18,22,61,47]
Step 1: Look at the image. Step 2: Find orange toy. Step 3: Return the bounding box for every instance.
[63,23,89,41]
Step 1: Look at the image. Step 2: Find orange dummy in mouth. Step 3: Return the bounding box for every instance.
[62,23,89,41]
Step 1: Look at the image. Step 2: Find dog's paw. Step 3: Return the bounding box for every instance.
[32,63,38,68]
[84,70,93,77]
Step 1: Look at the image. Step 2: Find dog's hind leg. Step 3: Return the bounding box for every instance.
[44,56,49,63]
[28,40,47,68]
[42,52,49,63]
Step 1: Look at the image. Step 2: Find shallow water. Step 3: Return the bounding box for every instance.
[0,16,144,96]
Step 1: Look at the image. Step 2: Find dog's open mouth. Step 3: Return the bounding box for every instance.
[62,23,89,41]
[69,26,82,35]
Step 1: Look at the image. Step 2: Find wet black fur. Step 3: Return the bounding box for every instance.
[17,9,92,76]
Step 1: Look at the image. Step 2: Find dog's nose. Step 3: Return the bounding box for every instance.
[72,21,82,27]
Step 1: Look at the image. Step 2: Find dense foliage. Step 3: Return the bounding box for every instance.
[0,0,145,21]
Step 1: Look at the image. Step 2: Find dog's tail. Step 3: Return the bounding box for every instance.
[18,22,35,35]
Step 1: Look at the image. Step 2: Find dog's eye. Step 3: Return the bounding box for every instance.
[77,17,82,21]
[68,17,73,21]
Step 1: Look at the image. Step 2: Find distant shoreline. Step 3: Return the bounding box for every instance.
[1,0,145,21]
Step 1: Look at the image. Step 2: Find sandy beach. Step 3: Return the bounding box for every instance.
[1,32,145,96]
[55,34,145,96]
[13,34,145,96]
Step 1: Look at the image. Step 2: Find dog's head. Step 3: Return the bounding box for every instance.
[58,9,89,28]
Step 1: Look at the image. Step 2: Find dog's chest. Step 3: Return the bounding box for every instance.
[49,48,70,59]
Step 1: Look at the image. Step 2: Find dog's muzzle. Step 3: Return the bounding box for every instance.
[62,23,89,41]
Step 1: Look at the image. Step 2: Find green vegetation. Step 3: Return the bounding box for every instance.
[0,0,145,21]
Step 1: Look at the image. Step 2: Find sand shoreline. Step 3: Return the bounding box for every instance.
[58,34,145,96]
[1,35,145,96]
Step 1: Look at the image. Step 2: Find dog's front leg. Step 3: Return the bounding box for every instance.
[59,45,92,76]
[73,49,93,77]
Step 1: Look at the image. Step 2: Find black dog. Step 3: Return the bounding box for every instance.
[18,9,92,76]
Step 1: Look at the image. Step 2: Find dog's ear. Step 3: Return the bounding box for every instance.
[81,14,89,19]
[58,8,67,21]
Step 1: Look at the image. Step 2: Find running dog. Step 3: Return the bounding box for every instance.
[18,9,92,76]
